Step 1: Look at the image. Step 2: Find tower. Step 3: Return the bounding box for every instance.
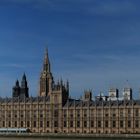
[39,49,53,97]
[20,73,29,98]
[84,90,92,101]
[123,87,132,100]
[12,80,20,98]
[109,88,119,100]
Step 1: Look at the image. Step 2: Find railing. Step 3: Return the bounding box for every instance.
[0,128,30,133]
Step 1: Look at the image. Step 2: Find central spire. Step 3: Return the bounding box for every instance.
[39,48,53,97]
[44,48,49,64]
[43,48,50,72]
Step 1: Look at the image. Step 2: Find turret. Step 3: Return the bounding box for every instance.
[20,73,29,98]
[12,80,20,98]
[123,88,132,100]
[83,90,92,101]
[66,80,69,94]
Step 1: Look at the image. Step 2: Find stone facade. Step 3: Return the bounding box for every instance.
[0,50,140,134]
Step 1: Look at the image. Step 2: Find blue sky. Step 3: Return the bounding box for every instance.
[0,0,140,99]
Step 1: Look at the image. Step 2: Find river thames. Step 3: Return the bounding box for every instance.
[0,137,139,140]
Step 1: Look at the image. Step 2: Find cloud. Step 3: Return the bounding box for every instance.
[87,0,137,16]
[0,63,24,68]
[0,0,138,16]
[0,0,49,5]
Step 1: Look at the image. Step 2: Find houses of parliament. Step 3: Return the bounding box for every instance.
[0,49,140,134]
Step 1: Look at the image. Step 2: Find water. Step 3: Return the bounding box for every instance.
[0,138,139,140]
[1,139,61,140]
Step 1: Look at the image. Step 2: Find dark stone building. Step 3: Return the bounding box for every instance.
[12,74,29,98]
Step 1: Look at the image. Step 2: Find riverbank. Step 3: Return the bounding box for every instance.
[0,133,140,139]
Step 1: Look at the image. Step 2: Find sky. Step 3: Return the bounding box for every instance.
[0,0,140,99]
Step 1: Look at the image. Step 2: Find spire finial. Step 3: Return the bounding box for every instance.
[60,77,63,85]
[44,47,49,64]
[16,79,19,86]
[66,80,69,92]
[46,47,48,57]
[22,73,26,80]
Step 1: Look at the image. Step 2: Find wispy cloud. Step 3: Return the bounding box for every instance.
[86,1,137,16]
[0,0,49,5]
[0,63,24,68]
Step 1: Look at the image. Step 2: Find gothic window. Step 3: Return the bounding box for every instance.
[70,110,73,118]
[27,105,30,108]
[77,121,80,128]
[112,109,116,117]
[112,113,116,117]
[64,121,67,127]
[20,105,24,109]
[91,121,94,127]
[128,120,131,128]
[41,80,46,91]
[97,109,101,117]
[84,110,87,117]
[112,121,116,128]
[128,109,131,117]
[105,121,108,128]
[90,109,94,117]
[54,95,58,103]
[84,121,87,127]
[8,121,11,127]
[40,121,43,127]
[70,114,73,118]
[27,121,30,127]
[21,121,23,127]
[77,109,80,114]
[46,105,50,108]
[120,109,123,117]
[128,109,131,114]
[46,110,49,117]
[120,121,123,128]
[70,121,73,127]
[54,110,58,117]
[34,121,36,127]
[54,104,58,108]
[105,113,109,117]
[2,121,5,127]
[135,109,139,117]
[34,105,37,108]
[39,105,43,108]
[77,113,80,118]
[135,120,139,128]
[98,121,101,128]
[54,121,58,127]
[15,121,17,127]
[26,111,30,118]
[47,121,49,127]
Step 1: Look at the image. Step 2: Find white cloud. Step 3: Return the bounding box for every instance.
[0,63,24,68]
[0,0,49,5]
[87,1,137,16]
